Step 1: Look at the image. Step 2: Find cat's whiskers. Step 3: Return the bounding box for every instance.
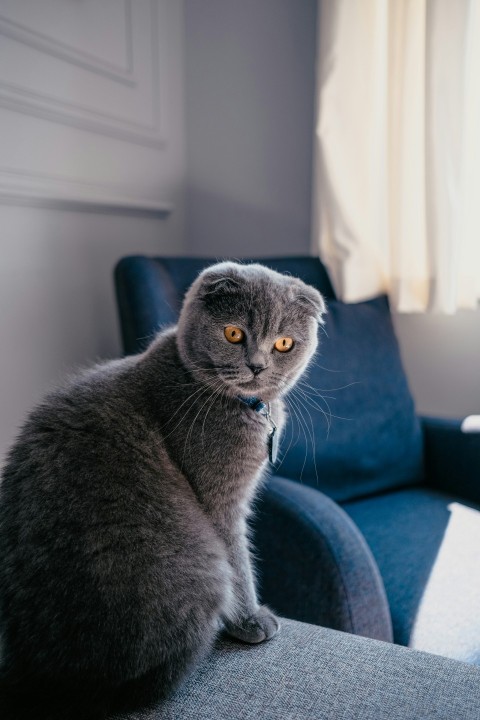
[283,394,309,482]
[297,384,353,422]
[181,378,225,470]
[273,392,297,473]
[161,374,220,389]
[271,377,308,475]
[295,386,332,437]
[299,376,360,394]
[162,382,211,425]
[161,363,235,390]
[270,377,326,485]
[185,359,235,373]
[306,358,343,373]
[134,330,159,347]
[289,391,320,484]
[200,382,227,451]
[160,379,221,441]
[288,393,314,481]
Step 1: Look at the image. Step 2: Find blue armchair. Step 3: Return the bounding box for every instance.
[114,256,480,662]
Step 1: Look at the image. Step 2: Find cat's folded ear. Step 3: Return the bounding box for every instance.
[200,276,242,297]
[197,264,243,299]
[292,282,327,324]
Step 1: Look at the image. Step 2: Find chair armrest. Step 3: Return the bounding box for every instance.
[152,619,480,720]
[252,476,393,642]
[421,416,480,503]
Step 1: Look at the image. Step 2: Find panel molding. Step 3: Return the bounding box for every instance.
[0,3,135,87]
[0,0,167,148]
[0,168,172,217]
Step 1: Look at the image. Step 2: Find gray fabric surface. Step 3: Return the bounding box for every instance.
[116,619,480,720]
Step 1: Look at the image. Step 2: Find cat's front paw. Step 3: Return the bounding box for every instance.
[224,605,280,644]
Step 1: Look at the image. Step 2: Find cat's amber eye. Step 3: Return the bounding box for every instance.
[274,337,294,353]
[224,326,244,343]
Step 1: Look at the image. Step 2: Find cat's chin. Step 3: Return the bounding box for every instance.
[226,379,282,401]
[232,377,263,392]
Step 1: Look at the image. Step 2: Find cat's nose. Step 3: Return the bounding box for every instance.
[247,364,267,376]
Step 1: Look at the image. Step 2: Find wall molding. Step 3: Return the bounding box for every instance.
[0,0,166,149]
[0,3,135,87]
[0,168,172,217]
[0,80,165,148]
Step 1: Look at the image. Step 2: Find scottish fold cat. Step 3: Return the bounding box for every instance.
[0,261,325,718]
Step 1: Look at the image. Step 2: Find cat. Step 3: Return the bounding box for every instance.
[0,261,325,719]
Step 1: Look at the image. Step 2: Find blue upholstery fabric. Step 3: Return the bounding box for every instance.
[114,256,336,355]
[114,619,480,720]
[342,487,480,647]
[276,297,423,502]
[422,416,480,504]
[253,476,392,641]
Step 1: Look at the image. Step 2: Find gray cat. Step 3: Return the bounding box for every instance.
[0,261,325,719]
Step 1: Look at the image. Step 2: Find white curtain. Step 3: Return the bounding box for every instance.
[313,0,480,313]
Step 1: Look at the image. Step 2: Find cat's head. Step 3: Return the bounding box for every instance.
[176,262,326,401]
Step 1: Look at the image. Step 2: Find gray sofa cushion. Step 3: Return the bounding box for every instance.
[115,619,480,720]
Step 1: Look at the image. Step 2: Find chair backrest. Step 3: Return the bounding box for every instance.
[114,255,423,501]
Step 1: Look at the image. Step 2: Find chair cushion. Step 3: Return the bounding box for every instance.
[276,296,423,501]
[342,487,480,662]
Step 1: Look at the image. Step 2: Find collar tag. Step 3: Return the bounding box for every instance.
[238,396,278,464]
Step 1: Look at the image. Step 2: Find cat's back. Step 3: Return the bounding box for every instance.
[9,353,146,462]
[3,350,163,490]
[0,341,207,547]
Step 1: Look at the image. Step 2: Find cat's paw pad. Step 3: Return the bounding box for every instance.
[225,606,280,644]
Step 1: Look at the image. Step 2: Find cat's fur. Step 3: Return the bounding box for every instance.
[0,261,325,719]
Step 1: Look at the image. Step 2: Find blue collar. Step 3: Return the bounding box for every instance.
[237,396,278,464]
[237,395,269,415]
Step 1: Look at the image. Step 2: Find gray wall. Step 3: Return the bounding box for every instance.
[393,311,480,418]
[184,0,318,257]
[0,0,186,466]
[0,205,185,467]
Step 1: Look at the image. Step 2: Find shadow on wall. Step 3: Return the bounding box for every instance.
[186,185,312,258]
[393,311,480,418]
[0,205,182,467]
